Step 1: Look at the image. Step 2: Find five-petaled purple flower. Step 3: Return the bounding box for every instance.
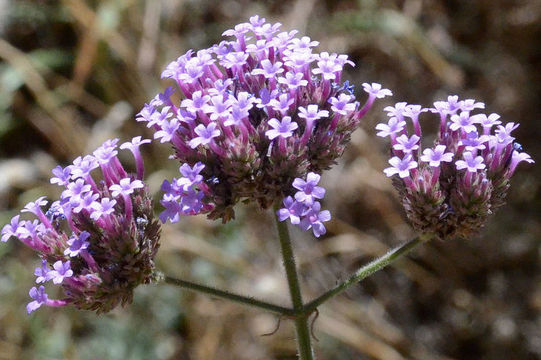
[384,155,418,178]
[420,145,454,167]
[266,117,298,140]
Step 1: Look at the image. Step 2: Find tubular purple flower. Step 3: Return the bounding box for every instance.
[508,151,534,176]
[277,196,306,224]
[420,145,454,167]
[49,260,73,284]
[27,286,48,314]
[375,117,406,139]
[471,113,501,135]
[384,155,418,179]
[1,215,25,242]
[34,260,51,283]
[266,117,298,140]
[120,136,151,180]
[449,112,478,133]
[393,134,421,154]
[456,152,486,173]
[189,123,221,149]
[356,83,393,119]
[64,231,90,257]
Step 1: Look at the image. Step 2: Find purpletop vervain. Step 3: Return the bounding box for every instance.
[1,138,160,314]
[377,96,534,239]
[137,15,392,224]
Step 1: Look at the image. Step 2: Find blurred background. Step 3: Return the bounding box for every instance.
[0,0,540,359]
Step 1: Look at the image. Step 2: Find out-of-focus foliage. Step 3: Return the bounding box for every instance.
[0,0,539,359]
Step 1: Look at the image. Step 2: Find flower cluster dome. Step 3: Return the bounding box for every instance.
[1,138,160,314]
[377,97,533,239]
[137,15,391,223]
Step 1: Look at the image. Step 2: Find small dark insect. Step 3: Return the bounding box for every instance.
[513,142,523,152]
[439,204,455,220]
[136,217,148,229]
[46,205,66,229]
[206,176,220,185]
[337,80,355,95]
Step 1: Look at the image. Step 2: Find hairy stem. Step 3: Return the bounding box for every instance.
[163,275,295,316]
[303,233,432,315]
[273,202,314,360]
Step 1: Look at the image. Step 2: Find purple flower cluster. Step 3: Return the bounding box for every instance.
[377,96,534,239]
[277,172,331,237]
[137,16,391,222]
[1,138,161,314]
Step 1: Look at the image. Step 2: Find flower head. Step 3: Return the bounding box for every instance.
[376,95,533,239]
[138,16,390,222]
[2,139,161,314]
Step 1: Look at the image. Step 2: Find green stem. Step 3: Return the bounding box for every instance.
[273,202,314,360]
[163,276,295,316]
[303,233,432,315]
